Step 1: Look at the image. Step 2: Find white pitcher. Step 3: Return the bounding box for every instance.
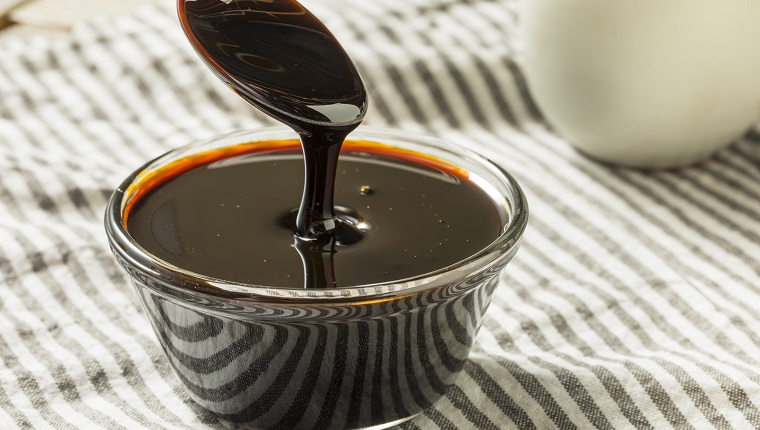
[521,0,760,168]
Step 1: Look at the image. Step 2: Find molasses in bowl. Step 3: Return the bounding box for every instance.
[105,126,528,430]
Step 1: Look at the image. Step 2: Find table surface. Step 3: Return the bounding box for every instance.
[0,0,154,39]
[1,1,759,429]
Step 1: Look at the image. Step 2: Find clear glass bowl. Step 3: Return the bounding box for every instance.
[105,126,528,430]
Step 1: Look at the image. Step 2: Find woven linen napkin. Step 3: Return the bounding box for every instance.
[1,0,760,428]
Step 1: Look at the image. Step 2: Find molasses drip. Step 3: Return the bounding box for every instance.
[179,0,368,287]
[178,0,367,240]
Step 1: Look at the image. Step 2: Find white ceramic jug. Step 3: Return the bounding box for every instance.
[521,0,760,168]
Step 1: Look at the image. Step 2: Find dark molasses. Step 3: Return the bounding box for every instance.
[127,139,506,288]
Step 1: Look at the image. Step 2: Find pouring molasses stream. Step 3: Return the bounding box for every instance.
[178,0,367,239]
[178,0,368,287]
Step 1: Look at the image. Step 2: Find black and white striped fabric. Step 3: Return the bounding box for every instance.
[2,0,760,428]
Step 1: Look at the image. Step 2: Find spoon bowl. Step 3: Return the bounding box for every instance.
[178,0,368,131]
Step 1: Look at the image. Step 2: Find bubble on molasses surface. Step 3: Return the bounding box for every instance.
[359,185,373,195]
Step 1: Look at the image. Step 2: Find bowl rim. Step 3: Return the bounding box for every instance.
[105,126,528,304]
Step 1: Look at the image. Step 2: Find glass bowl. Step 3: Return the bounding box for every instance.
[105,126,528,430]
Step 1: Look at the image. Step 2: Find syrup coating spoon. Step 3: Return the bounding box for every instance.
[178,0,367,131]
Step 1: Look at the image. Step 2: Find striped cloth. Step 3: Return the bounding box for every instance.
[2,0,760,428]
